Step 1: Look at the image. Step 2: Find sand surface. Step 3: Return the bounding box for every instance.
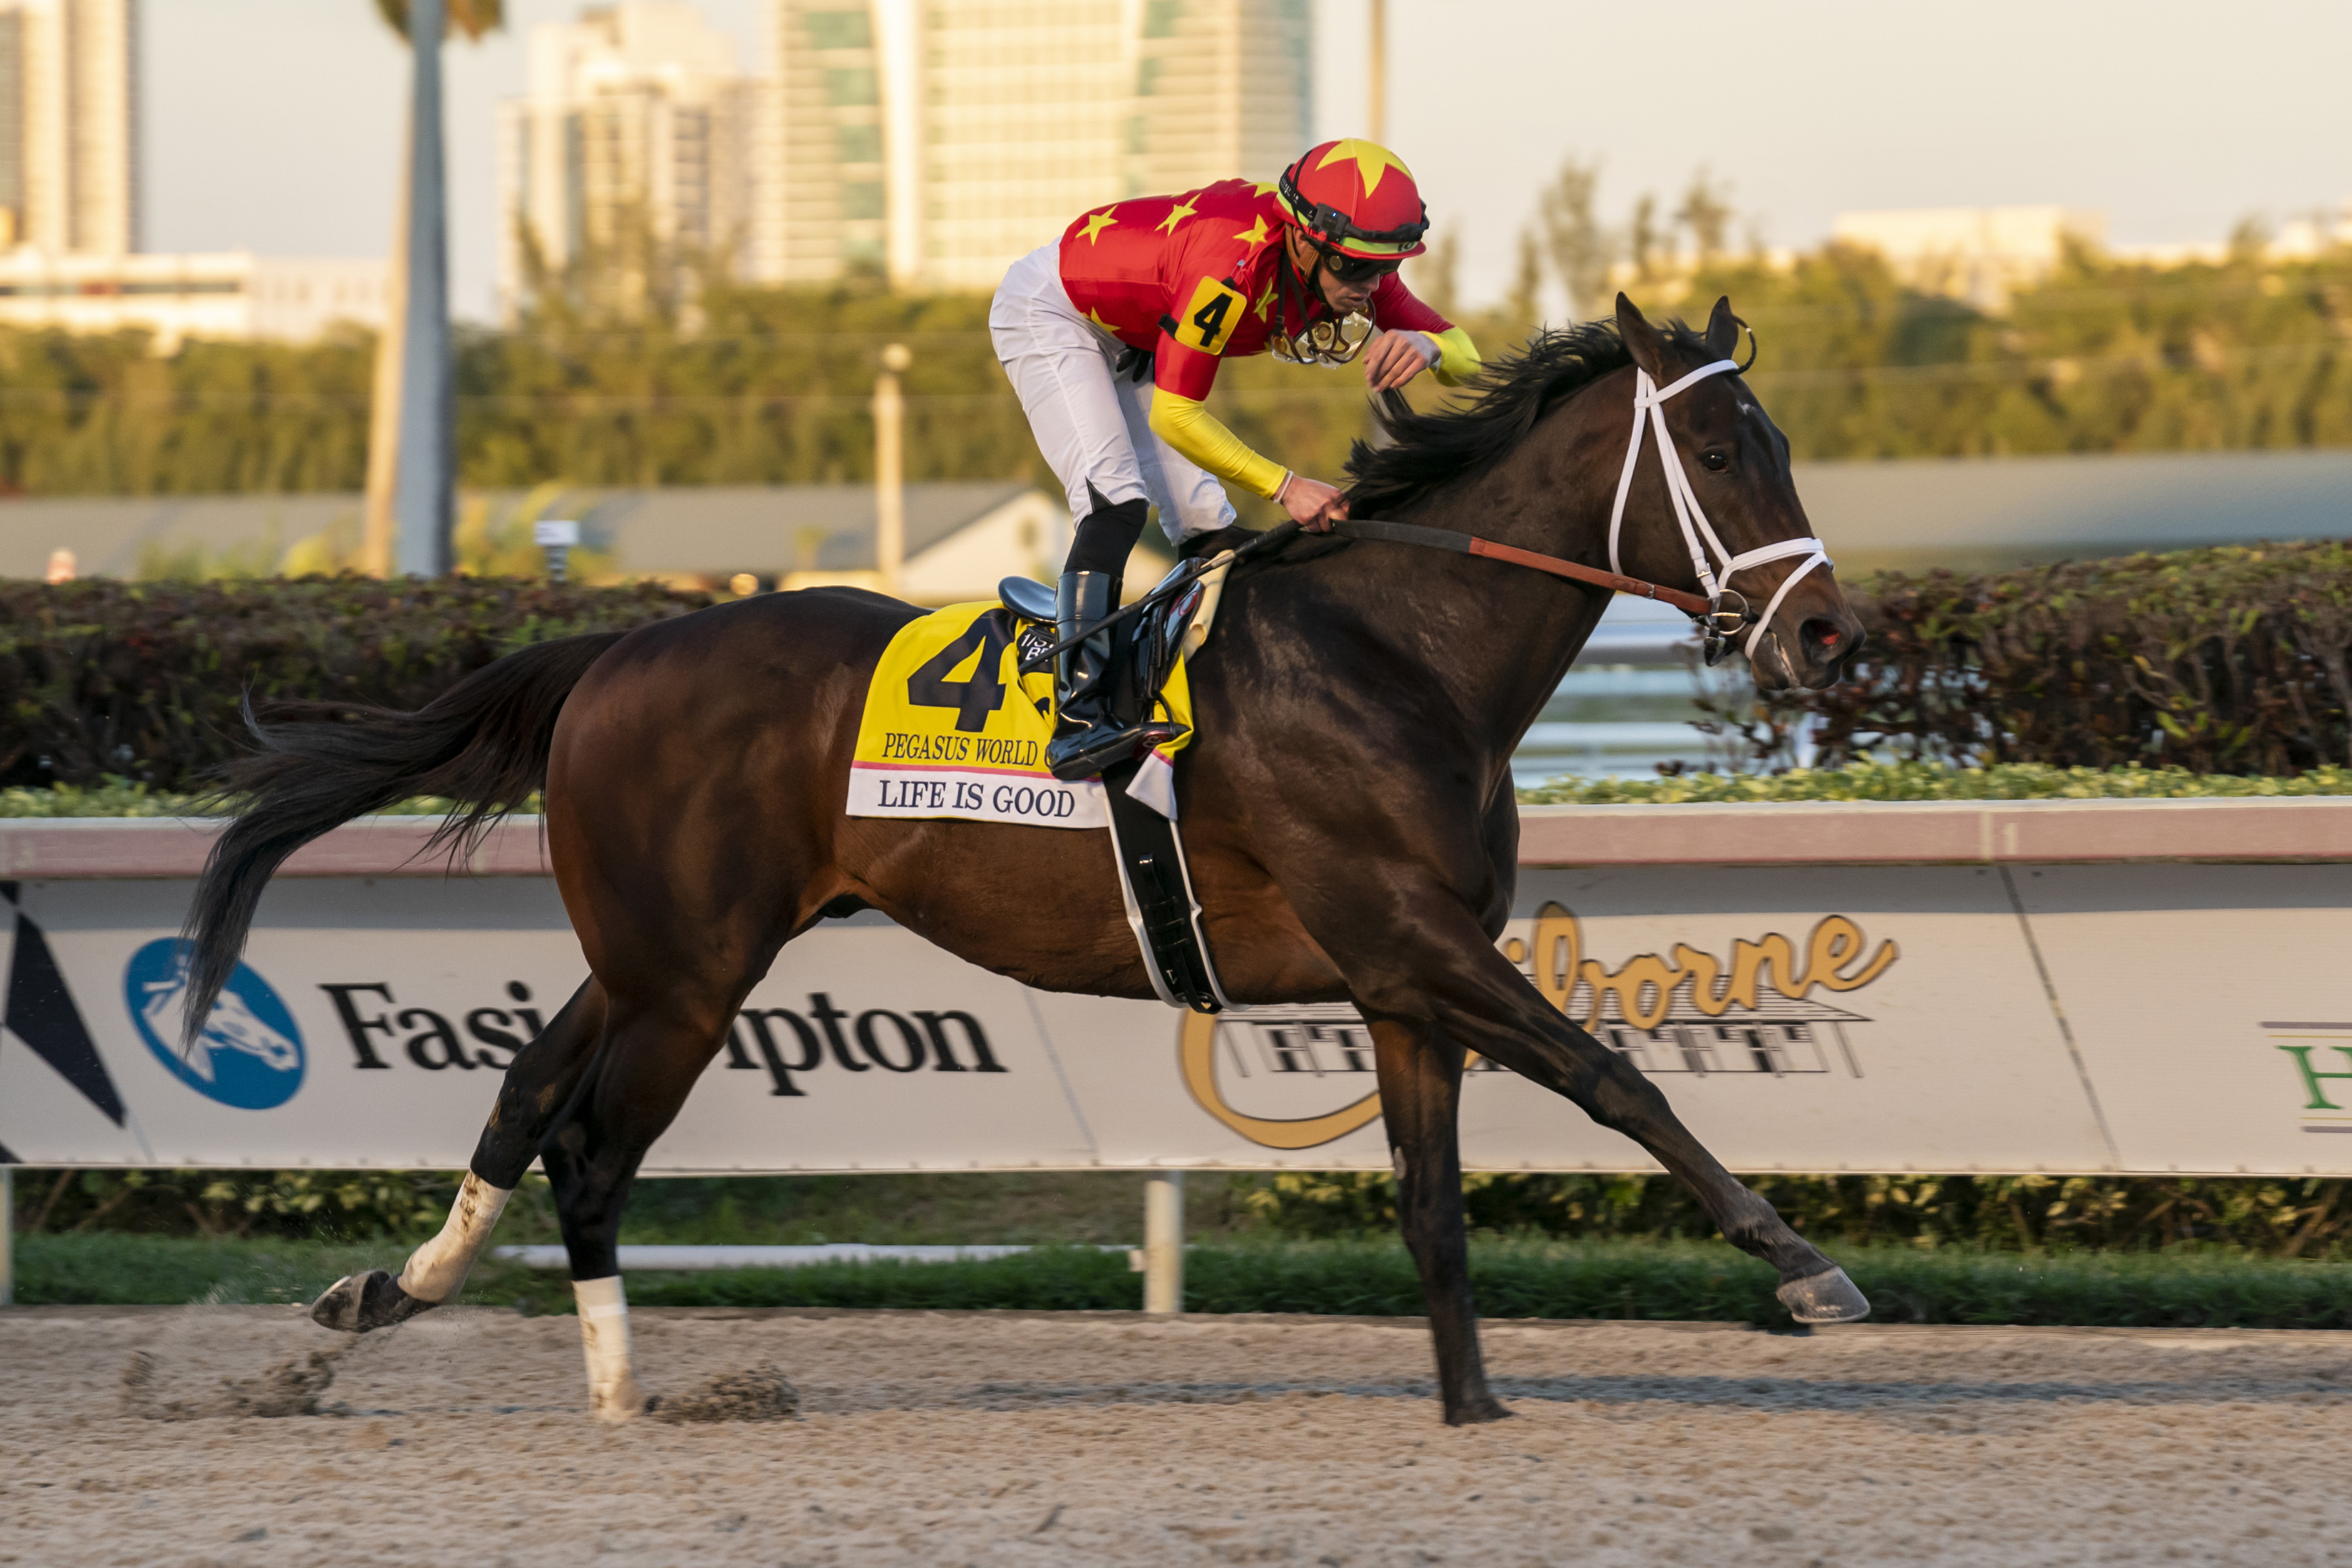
[6,1304,2352,1567]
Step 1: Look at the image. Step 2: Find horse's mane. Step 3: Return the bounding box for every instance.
[1344,319,1715,516]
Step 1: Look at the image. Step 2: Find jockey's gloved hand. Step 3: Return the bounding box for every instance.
[1277,473,1350,533]
[1364,329,1441,392]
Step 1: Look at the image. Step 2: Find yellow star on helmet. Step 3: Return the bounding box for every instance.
[1156,198,1198,234]
[1078,209,1119,244]
[1316,138,1414,196]
[1232,215,1272,246]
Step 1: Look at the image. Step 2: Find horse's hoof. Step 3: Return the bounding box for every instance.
[589,1374,650,1424]
[1444,1396,1517,1427]
[309,1269,435,1334]
[1777,1265,1870,1324]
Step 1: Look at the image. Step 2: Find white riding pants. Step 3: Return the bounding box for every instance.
[989,243,1238,549]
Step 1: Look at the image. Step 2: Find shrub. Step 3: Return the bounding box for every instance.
[0,577,711,791]
[1237,1170,2352,1257]
[1733,542,2352,775]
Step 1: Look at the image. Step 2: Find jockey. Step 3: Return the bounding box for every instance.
[990,138,1481,781]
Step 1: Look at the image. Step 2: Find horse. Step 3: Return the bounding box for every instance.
[182,294,1869,1425]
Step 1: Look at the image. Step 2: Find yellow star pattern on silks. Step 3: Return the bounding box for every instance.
[1250,278,1277,321]
[1086,307,1117,332]
[1157,198,1199,234]
[1232,215,1272,246]
[1078,209,1119,244]
[1252,180,1279,197]
[1315,138,1413,196]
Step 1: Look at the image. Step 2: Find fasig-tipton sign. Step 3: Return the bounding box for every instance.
[6,865,2352,1175]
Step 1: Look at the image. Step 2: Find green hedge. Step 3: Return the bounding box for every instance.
[0,577,709,791]
[1746,542,2352,776]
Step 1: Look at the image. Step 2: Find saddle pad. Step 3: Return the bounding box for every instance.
[847,601,1193,830]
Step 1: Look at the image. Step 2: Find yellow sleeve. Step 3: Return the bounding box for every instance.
[1147,389,1290,500]
[1431,326,1482,388]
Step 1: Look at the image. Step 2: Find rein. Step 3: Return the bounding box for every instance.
[1013,514,1712,674]
[1325,519,1712,617]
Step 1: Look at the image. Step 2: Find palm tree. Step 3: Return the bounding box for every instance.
[361,0,503,577]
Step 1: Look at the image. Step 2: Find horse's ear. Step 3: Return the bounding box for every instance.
[1703,296,1739,359]
[1615,293,1666,380]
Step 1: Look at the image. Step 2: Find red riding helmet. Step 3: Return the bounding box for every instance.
[1275,139,1430,260]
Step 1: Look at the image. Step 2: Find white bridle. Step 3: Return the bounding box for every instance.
[1605,357,1832,663]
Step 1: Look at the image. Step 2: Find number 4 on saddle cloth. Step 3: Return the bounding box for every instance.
[846,561,1234,1011]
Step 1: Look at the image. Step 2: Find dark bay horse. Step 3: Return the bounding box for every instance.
[184,294,1868,1425]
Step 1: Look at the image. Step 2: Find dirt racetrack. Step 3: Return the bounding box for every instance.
[6,1304,2352,1567]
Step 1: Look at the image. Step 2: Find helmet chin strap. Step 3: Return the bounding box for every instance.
[1604,358,1832,664]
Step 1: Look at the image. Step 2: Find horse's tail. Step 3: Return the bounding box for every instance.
[180,631,625,1048]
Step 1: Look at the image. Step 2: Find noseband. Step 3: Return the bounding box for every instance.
[1606,359,1832,666]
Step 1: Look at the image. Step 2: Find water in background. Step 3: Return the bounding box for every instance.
[1510,596,1742,785]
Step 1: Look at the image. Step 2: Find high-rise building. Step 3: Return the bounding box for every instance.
[497,3,755,314]
[755,0,1311,293]
[0,0,137,256]
[1123,0,1309,208]
[753,1,894,284]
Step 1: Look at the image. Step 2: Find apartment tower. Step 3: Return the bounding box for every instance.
[757,0,1311,292]
[497,2,755,314]
[0,0,136,255]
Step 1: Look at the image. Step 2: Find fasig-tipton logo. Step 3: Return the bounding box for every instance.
[124,938,306,1110]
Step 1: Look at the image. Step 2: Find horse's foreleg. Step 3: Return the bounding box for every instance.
[1368,1017,1512,1425]
[1351,909,1866,1324]
[312,978,610,1334]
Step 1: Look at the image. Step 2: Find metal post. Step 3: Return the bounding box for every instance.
[872,344,910,597]
[535,519,580,584]
[1,1166,14,1306]
[1367,0,1387,145]
[393,0,454,577]
[1143,1170,1184,1315]
[362,110,412,578]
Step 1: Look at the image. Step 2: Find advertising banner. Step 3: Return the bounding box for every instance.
[1,863,2347,1175]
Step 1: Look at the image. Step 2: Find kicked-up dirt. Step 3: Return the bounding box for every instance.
[4,1304,2351,1566]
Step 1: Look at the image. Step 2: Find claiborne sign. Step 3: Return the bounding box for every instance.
[1182,902,1903,1150]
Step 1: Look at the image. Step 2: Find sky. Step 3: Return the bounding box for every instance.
[148,0,2352,323]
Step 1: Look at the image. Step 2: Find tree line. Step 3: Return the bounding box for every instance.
[0,231,2346,505]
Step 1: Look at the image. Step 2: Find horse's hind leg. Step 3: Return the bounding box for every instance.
[1369,1016,1512,1425]
[537,984,746,1422]
[311,977,609,1333]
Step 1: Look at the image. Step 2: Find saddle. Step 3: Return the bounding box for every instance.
[996,554,1227,746]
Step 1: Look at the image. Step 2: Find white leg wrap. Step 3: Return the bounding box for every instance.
[574,1275,647,1422]
[395,1172,513,1304]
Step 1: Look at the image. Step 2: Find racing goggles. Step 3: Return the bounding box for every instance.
[1316,248,1403,285]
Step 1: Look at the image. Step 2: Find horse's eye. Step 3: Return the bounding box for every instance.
[1700,449,1730,473]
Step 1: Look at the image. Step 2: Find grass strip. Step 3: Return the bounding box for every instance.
[24,1234,2352,1331]
[1519,759,2352,805]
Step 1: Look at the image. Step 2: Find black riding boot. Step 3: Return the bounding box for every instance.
[1048,494,1182,780]
[1046,569,1169,780]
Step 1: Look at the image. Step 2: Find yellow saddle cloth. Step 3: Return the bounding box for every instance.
[847,602,1194,829]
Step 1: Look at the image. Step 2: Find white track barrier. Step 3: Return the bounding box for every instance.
[6,803,2352,1177]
